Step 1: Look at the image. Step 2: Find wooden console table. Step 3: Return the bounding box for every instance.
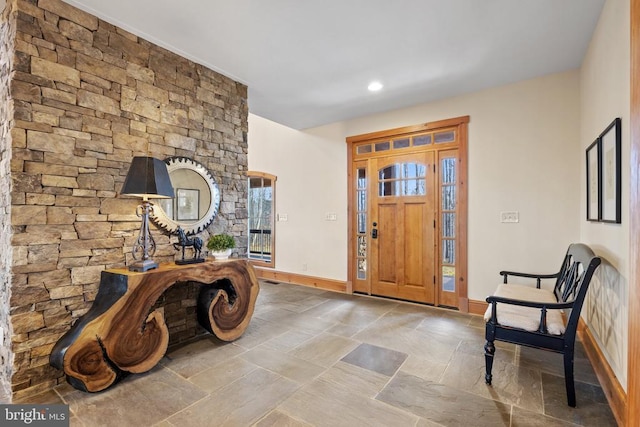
[50,259,259,392]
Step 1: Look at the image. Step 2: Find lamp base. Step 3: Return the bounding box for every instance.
[128,259,158,272]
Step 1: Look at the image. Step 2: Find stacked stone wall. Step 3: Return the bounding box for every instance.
[7,0,248,400]
[1,0,17,402]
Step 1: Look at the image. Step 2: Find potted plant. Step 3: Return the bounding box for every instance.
[206,233,235,260]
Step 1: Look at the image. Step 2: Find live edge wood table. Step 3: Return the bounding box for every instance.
[50,259,259,392]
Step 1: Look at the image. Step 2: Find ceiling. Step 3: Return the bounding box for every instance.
[64,0,605,130]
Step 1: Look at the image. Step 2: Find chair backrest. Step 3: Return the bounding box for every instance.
[554,243,601,340]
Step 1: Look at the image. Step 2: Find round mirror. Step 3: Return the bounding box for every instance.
[151,157,220,235]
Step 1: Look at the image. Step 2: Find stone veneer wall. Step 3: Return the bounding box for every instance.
[1,0,17,401]
[6,0,248,400]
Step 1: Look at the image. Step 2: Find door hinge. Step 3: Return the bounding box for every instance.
[433,219,436,228]
[433,164,435,173]
[433,275,436,284]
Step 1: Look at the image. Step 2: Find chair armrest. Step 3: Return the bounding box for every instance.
[485,295,573,310]
[499,270,560,288]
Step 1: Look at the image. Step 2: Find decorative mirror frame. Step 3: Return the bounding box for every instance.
[150,157,220,234]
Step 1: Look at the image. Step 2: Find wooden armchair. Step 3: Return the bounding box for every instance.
[484,243,601,407]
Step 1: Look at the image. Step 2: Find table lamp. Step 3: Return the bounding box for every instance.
[121,157,174,271]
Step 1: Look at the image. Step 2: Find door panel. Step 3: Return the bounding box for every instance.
[404,202,425,286]
[376,204,397,283]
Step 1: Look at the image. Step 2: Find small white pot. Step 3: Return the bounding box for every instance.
[210,248,233,260]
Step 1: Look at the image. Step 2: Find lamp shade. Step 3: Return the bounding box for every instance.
[121,157,175,199]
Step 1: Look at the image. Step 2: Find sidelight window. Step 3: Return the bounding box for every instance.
[356,167,367,279]
[440,157,457,292]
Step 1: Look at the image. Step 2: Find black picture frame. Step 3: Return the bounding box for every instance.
[586,139,600,222]
[599,118,622,223]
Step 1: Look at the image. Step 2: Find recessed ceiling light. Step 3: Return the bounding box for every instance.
[368,81,383,92]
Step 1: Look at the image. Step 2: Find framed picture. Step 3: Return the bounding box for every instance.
[599,118,621,223]
[585,139,600,222]
[176,188,200,221]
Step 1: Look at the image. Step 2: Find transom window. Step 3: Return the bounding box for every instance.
[354,128,457,158]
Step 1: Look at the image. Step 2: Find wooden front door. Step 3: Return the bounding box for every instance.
[347,116,468,310]
[370,152,436,303]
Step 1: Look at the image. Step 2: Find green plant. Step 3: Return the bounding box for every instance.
[206,233,236,251]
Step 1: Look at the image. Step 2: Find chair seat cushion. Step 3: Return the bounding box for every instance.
[484,284,565,335]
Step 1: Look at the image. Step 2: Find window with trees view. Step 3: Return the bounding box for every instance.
[247,172,276,267]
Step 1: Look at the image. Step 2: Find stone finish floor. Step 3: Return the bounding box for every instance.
[18,281,615,426]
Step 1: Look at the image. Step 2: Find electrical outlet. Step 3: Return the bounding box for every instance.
[500,211,519,223]
[325,212,337,221]
[278,213,288,221]
[302,263,308,271]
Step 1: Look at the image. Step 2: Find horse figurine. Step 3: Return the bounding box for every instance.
[173,226,204,264]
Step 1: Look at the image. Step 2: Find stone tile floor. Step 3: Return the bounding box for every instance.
[18,281,616,426]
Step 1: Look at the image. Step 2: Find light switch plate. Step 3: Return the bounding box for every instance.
[500,211,519,223]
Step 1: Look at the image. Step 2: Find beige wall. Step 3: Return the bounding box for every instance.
[249,69,581,301]
[248,117,348,280]
[579,0,629,389]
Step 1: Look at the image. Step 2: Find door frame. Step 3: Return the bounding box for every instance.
[346,115,470,312]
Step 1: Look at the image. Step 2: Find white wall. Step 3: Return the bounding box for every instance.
[248,117,348,280]
[579,0,629,390]
[249,69,581,302]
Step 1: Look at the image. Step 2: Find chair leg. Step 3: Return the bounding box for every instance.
[563,350,576,407]
[484,340,495,385]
